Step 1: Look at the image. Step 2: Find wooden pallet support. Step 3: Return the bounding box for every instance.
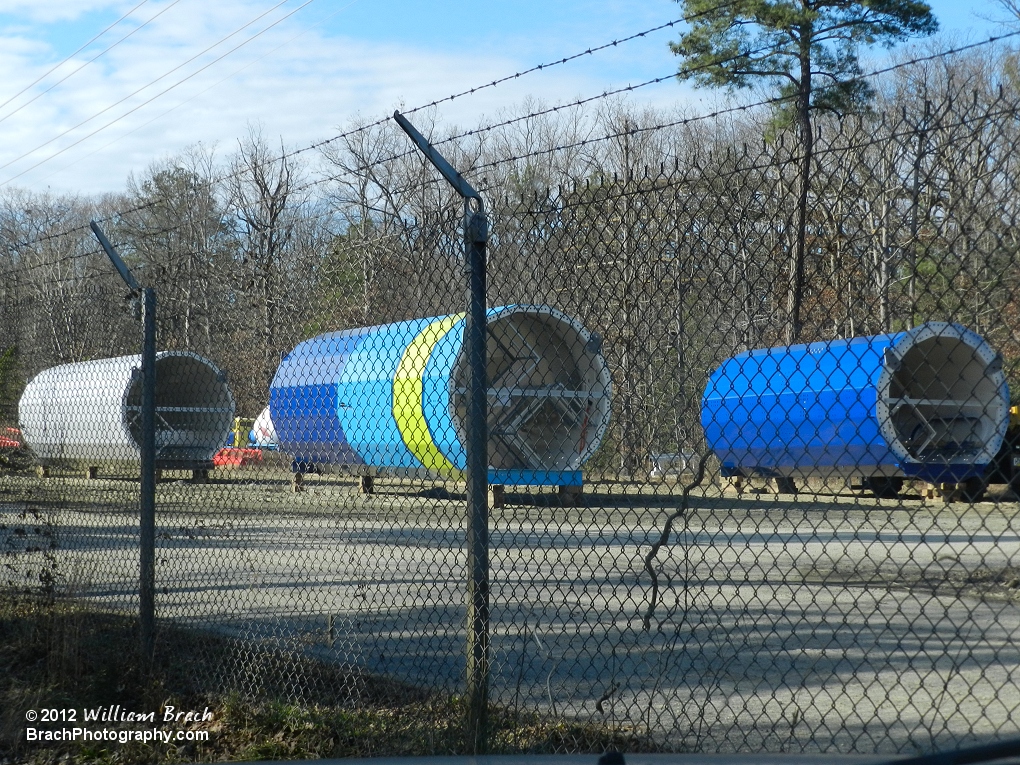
[721,476,744,496]
[360,475,375,495]
[558,484,583,506]
[923,482,960,502]
[773,477,798,495]
[489,484,505,509]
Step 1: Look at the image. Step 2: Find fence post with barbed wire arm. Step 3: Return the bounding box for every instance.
[89,221,156,672]
[392,111,491,754]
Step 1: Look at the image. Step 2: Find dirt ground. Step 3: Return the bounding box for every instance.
[3,468,1020,754]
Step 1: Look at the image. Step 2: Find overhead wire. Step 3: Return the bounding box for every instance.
[3,11,1015,259]
[0,0,151,117]
[11,24,1019,258]
[196,26,1020,225]
[0,0,313,183]
[0,0,186,129]
[31,0,364,188]
[311,71,682,191]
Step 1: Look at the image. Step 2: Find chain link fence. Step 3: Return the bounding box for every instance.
[4,42,1020,756]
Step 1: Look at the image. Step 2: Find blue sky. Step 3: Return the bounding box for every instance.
[0,0,1013,195]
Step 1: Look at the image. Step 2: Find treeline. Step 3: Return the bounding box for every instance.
[2,43,1019,473]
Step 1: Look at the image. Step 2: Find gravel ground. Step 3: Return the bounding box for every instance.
[3,469,1020,754]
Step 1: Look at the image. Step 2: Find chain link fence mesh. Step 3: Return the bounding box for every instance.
[4,46,1020,755]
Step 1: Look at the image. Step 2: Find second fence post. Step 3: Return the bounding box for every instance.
[463,206,489,753]
[391,111,491,753]
[139,286,156,668]
[89,222,157,671]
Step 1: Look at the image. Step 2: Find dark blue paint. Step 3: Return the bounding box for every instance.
[270,328,373,466]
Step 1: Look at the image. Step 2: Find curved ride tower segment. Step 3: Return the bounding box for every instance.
[702,322,1010,486]
[269,305,612,485]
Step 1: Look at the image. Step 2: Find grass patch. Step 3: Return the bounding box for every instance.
[0,596,650,764]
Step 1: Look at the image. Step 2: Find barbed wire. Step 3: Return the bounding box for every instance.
[1,26,1016,263]
[221,28,1020,211]
[3,80,1017,289]
[396,14,694,119]
[0,6,724,246]
[0,206,351,284]
[308,71,680,191]
[221,3,738,172]
[305,31,1020,221]
[3,85,1017,288]
[487,100,1020,219]
[465,30,1020,177]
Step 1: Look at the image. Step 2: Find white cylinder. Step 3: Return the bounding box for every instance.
[19,351,235,467]
[252,406,278,448]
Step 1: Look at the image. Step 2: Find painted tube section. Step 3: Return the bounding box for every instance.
[19,351,235,467]
[270,319,440,470]
[270,305,612,481]
[701,322,1010,483]
[393,313,464,475]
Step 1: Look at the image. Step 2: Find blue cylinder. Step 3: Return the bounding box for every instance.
[270,305,611,484]
[701,322,1010,483]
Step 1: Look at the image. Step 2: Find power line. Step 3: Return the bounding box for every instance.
[30,0,364,188]
[0,0,312,183]
[0,0,151,118]
[0,0,186,129]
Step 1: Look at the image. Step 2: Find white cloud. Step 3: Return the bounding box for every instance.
[0,0,740,194]
[0,0,126,24]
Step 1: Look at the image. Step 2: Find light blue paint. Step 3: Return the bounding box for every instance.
[337,316,436,468]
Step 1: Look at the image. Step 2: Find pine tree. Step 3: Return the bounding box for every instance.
[671,0,937,342]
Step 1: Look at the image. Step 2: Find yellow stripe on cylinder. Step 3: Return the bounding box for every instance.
[393,314,464,477]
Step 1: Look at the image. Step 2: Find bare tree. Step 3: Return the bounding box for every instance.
[118,146,234,356]
[228,126,302,401]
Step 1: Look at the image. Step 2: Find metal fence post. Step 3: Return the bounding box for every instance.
[464,207,489,753]
[89,222,156,670]
[391,113,490,753]
[139,287,156,667]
